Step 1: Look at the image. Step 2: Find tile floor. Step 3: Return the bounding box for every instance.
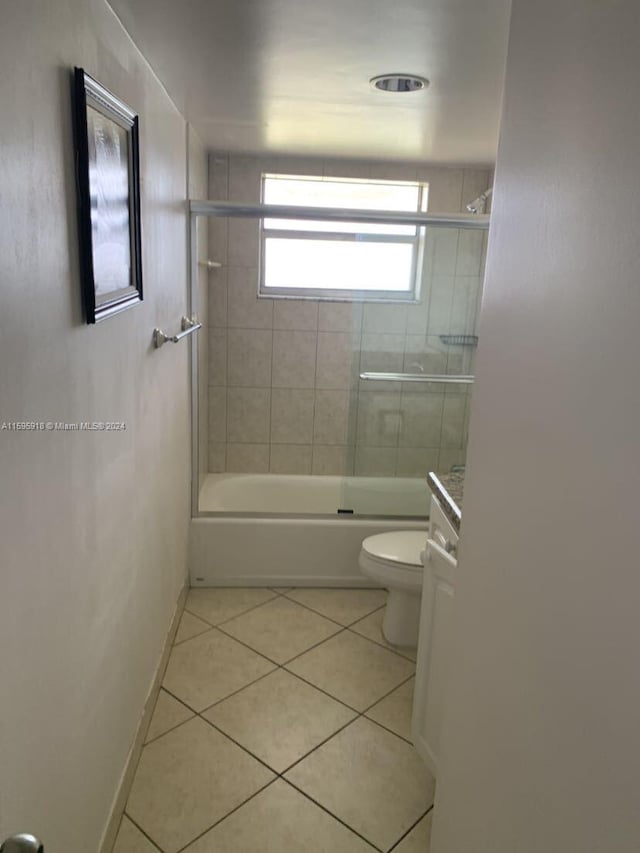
[113,587,435,853]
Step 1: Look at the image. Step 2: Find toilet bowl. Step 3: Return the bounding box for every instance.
[359,530,427,647]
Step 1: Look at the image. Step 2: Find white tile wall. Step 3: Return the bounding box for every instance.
[316,332,359,390]
[226,443,270,473]
[271,389,315,444]
[399,393,445,448]
[311,445,355,476]
[206,153,488,478]
[362,303,408,335]
[227,267,272,329]
[441,395,468,449]
[208,270,228,329]
[227,328,273,387]
[270,444,313,474]
[318,301,363,333]
[228,219,260,267]
[208,388,227,442]
[396,448,441,478]
[273,300,319,331]
[208,442,226,473]
[356,392,402,447]
[227,388,271,444]
[272,331,317,388]
[313,390,352,445]
[208,330,227,387]
[354,447,398,477]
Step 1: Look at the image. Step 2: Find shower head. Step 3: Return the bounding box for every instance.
[466,187,493,214]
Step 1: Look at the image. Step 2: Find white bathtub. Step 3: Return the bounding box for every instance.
[199,473,430,515]
[190,473,430,587]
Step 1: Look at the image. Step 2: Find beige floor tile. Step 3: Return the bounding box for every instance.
[283,588,387,625]
[112,816,160,852]
[145,689,194,743]
[285,718,435,851]
[393,811,433,853]
[350,608,417,661]
[365,677,415,742]
[185,587,277,625]
[219,597,342,664]
[127,717,275,853]
[285,630,415,711]
[203,669,356,772]
[175,610,211,644]
[183,780,376,852]
[163,629,276,712]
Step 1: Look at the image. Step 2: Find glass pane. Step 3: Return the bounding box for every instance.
[263,174,421,236]
[338,224,488,517]
[263,174,421,210]
[263,237,414,293]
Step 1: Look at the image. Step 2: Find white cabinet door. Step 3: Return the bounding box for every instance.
[412,499,458,776]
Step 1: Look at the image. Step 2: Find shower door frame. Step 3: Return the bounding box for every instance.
[188,201,489,519]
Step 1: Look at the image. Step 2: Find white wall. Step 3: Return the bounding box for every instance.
[0,2,193,850]
[432,2,640,851]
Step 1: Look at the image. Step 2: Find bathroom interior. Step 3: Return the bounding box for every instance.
[4,1,499,850]
[133,108,492,853]
[6,1,638,853]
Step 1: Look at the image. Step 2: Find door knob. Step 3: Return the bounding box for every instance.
[0,834,43,853]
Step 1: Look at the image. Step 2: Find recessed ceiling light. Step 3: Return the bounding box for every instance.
[370,74,429,93]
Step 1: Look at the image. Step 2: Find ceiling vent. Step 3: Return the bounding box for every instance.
[370,74,429,93]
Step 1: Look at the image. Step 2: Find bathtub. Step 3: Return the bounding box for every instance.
[190,473,430,587]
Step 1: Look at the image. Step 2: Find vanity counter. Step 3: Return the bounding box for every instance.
[427,470,464,532]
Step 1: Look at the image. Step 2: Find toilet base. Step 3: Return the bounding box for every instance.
[382,588,421,646]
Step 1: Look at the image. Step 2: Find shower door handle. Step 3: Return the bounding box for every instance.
[0,834,44,852]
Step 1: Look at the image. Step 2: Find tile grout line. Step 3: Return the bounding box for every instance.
[165,597,416,724]
[283,777,384,853]
[214,619,345,667]
[130,699,422,853]
[122,811,164,852]
[359,670,417,716]
[199,667,418,779]
[134,590,424,850]
[142,706,196,747]
[346,623,417,662]
[278,591,388,627]
[170,600,416,724]
[152,656,416,752]
[215,592,348,631]
[386,805,434,852]
[278,673,418,774]
[273,711,362,776]
[172,776,277,853]
[182,589,280,629]
[142,589,422,851]
[172,625,210,646]
[195,665,281,715]
[200,714,286,776]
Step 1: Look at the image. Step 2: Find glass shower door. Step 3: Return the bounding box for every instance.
[338,223,486,517]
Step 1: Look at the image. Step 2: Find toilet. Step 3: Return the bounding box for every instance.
[359,530,427,647]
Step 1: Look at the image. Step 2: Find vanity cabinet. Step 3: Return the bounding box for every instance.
[412,493,458,776]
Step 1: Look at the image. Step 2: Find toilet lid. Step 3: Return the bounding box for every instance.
[361,531,427,567]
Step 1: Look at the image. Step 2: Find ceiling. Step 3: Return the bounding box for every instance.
[109,0,511,165]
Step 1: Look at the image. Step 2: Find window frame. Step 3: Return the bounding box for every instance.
[258,174,428,303]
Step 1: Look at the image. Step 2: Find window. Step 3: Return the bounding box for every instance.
[259,174,428,301]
